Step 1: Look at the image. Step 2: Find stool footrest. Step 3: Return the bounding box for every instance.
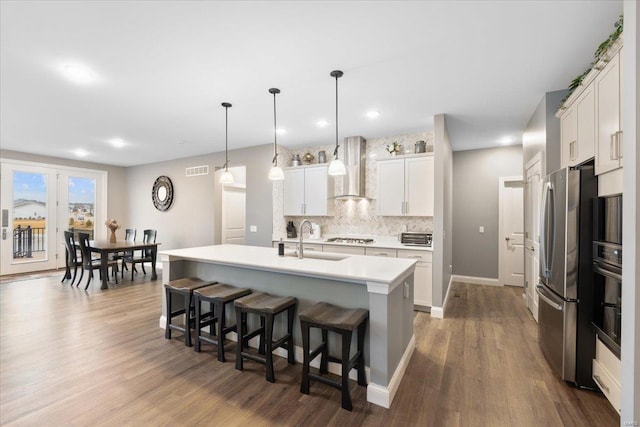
[241,351,267,365]
[309,343,326,361]
[272,333,292,351]
[308,373,342,390]
[169,308,186,317]
[242,327,264,343]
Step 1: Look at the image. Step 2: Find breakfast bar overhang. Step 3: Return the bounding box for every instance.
[159,244,416,409]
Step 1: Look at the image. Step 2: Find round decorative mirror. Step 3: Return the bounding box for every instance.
[152,176,174,211]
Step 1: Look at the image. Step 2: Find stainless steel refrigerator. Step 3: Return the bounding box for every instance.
[537,164,597,388]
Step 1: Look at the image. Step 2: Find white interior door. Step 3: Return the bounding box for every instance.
[499,176,524,287]
[1,162,58,275]
[221,185,246,244]
[524,157,542,321]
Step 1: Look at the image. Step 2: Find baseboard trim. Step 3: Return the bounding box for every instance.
[431,275,454,319]
[451,275,500,287]
[367,334,416,409]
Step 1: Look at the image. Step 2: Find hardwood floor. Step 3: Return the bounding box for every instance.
[0,274,619,426]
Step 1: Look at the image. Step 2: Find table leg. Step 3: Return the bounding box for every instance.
[100,252,108,290]
[151,246,158,280]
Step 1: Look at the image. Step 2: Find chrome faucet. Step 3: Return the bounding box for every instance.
[298,219,312,259]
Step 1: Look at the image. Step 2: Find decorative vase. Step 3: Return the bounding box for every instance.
[109,229,117,243]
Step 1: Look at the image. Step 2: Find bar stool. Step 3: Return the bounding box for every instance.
[234,291,297,383]
[193,283,251,362]
[165,277,216,347]
[299,302,369,411]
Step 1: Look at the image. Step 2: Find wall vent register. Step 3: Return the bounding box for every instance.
[185,165,209,177]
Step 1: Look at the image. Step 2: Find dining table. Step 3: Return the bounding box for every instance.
[88,239,161,289]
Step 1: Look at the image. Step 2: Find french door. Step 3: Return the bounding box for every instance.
[0,160,107,275]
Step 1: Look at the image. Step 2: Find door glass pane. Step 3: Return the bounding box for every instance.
[68,177,96,240]
[12,171,47,262]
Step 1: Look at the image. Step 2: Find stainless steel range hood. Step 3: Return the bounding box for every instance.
[333,136,367,199]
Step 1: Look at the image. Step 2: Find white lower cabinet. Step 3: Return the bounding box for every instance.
[324,245,365,255]
[593,337,621,414]
[397,249,432,309]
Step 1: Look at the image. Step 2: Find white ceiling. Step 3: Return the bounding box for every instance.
[0,1,623,167]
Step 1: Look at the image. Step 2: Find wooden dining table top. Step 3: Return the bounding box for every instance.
[88,240,161,250]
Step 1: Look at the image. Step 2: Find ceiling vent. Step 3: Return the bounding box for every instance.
[185,165,209,177]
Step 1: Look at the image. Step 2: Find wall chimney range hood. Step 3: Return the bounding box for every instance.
[332,136,367,199]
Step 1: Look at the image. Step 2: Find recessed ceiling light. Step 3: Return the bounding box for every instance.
[366,111,380,119]
[71,148,89,157]
[499,136,513,145]
[58,62,99,86]
[316,120,329,128]
[276,128,287,135]
[107,138,127,148]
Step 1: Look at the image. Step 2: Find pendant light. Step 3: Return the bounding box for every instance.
[219,102,234,185]
[328,70,346,176]
[268,88,284,180]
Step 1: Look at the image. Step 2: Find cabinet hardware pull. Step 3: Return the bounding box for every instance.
[408,255,422,259]
[593,374,610,394]
[610,133,617,160]
[373,252,388,256]
[617,131,623,159]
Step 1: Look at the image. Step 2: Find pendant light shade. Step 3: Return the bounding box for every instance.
[268,88,284,181]
[220,102,234,185]
[328,70,346,176]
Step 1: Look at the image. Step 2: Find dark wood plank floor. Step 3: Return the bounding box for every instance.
[0,272,619,426]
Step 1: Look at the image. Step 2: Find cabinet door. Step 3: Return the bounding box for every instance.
[405,156,434,216]
[576,87,595,164]
[595,52,621,175]
[561,105,577,168]
[303,165,328,216]
[283,168,305,216]
[377,159,404,216]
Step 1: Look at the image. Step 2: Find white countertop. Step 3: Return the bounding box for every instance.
[274,237,433,252]
[159,244,416,285]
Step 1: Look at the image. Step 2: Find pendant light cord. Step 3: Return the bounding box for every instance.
[334,73,339,158]
[224,105,229,171]
[273,91,278,166]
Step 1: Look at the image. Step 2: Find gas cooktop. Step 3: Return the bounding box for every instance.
[325,237,375,244]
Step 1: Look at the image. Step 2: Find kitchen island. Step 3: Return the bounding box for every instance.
[159,244,416,408]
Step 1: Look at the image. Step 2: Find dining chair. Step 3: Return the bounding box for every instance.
[116,228,136,277]
[62,230,83,286]
[124,229,157,281]
[77,232,118,290]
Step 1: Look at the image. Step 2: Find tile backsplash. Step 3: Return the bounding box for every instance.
[272,131,434,239]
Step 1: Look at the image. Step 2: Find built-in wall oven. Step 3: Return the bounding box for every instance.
[592,195,622,357]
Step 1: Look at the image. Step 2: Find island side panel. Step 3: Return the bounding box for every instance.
[160,256,186,328]
[182,260,373,363]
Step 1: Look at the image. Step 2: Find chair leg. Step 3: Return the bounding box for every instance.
[235,309,245,371]
[194,296,202,352]
[76,268,84,287]
[217,301,226,362]
[320,328,329,374]
[70,265,78,286]
[357,319,367,386]
[131,262,135,281]
[184,293,193,347]
[84,271,93,291]
[341,330,353,411]
[265,313,275,383]
[141,263,147,275]
[300,320,310,394]
[287,305,295,365]
[165,288,172,339]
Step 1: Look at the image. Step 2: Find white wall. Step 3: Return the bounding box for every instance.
[621,0,639,422]
[433,114,453,309]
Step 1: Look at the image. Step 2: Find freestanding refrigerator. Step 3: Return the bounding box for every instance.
[537,163,597,388]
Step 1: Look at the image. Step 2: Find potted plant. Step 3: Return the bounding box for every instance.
[386,141,402,156]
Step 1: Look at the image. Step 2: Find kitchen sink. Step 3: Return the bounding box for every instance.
[284,251,348,261]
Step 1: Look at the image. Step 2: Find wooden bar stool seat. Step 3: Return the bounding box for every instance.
[234,291,297,383]
[165,278,216,347]
[193,283,251,362]
[299,302,369,411]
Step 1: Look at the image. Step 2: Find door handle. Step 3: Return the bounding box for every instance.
[2,229,6,240]
[505,237,511,241]
[536,285,563,311]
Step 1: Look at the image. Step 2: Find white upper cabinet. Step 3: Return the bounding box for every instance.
[595,49,623,175]
[561,87,595,168]
[283,164,333,216]
[377,155,434,217]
